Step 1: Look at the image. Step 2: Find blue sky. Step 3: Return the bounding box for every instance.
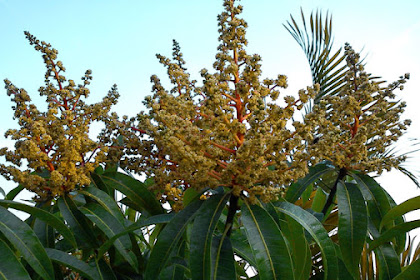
[1,0,420,221]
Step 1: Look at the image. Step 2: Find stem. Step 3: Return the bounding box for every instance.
[224,193,239,237]
[322,167,347,215]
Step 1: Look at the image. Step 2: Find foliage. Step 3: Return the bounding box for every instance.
[1,0,419,279]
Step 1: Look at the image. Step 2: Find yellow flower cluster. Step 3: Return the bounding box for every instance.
[0,32,119,200]
[101,0,318,206]
[305,44,410,173]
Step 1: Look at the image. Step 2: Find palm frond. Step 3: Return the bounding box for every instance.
[284,9,347,108]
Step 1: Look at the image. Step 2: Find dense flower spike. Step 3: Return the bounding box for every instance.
[0,32,119,200]
[305,44,410,173]
[101,0,318,208]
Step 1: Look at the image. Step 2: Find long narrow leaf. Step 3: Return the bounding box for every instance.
[394,258,420,280]
[0,206,54,280]
[46,248,99,280]
[0,200,77,248]
[241,202,294,280]
[349,172,392,230]
[374,244,401,280]
[275,201,338,280]
[190,193,230,280]
[100,172,163,215]
[97,213,174,257]
[231,229,258,269]
[4,185,24,201]
[0,239,31,280]
[81,203,138,273]
[79,187,125,223]
[145,200,203,280]
[336,182,367,278]
[278,212,311,280]
[369,220,420,252]
[285,162,335,203]
[380,195,420,230]
[57,195,98,248]
[211,235,236,280]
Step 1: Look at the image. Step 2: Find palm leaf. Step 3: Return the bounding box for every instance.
[284,9,347,107]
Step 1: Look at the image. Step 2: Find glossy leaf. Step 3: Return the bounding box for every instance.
[275,201,338,280]
[81,203,138,272]
[46,248,99,280]
[211,235,235,280]
[241,202,294,280]
[230,229,258,268]
[0,239,31,280]
[311,188,327,213]
[57,195,98,249]
[100,172,163,215]
[394,258,420,280]
[380,195,420,230]
[90,172,112,196]
[336,182,367,278]
[33,218,54,248]
[183,187,200,207]
[0,199,77,248]
[369,220,420,252]
[97,213,174,257]
[374,244,401,280]
[145,200,203,280]
[190,193,230,280]
[160,241,187,280]
[285,162,334,203]
[4,185,24,201]
[79,187,125,223]
[278,212,311,280]
[0,206,54,280]
[349,172,392,230]
[94,259,117,280]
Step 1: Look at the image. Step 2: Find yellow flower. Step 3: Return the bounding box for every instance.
[0,32,119,200]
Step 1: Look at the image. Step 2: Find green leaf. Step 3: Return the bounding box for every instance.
[0,200,77,248]
[0,239,31,280]
[79,187,125,223]
[241,202,294,280]
[33,218,54,248]
[81,203,138,273]
[57,195,98,249]
[374,244,401,280]
[160,241,187,280]
[190,193,230,280]
[349,172,392,230]
[278,213,311,280]
[285,162,334,203]
[94,259,117,280]
[0,206,54,280]
[393,258,420,280]
[145,200,203,280]
[100,172,163,215]
[311,188,327,213]
[211,235,236,280]
[183,188,200,207]
[45,248,99,280]
[231,229,258,268]
[4,185,24,201]
[380,195,420,230]
[369,220,420,252]
[336,182,367,279]
[275,201,338,280]
[97,213,174,257]
[90,172,112,196]
[0,186,5,198]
